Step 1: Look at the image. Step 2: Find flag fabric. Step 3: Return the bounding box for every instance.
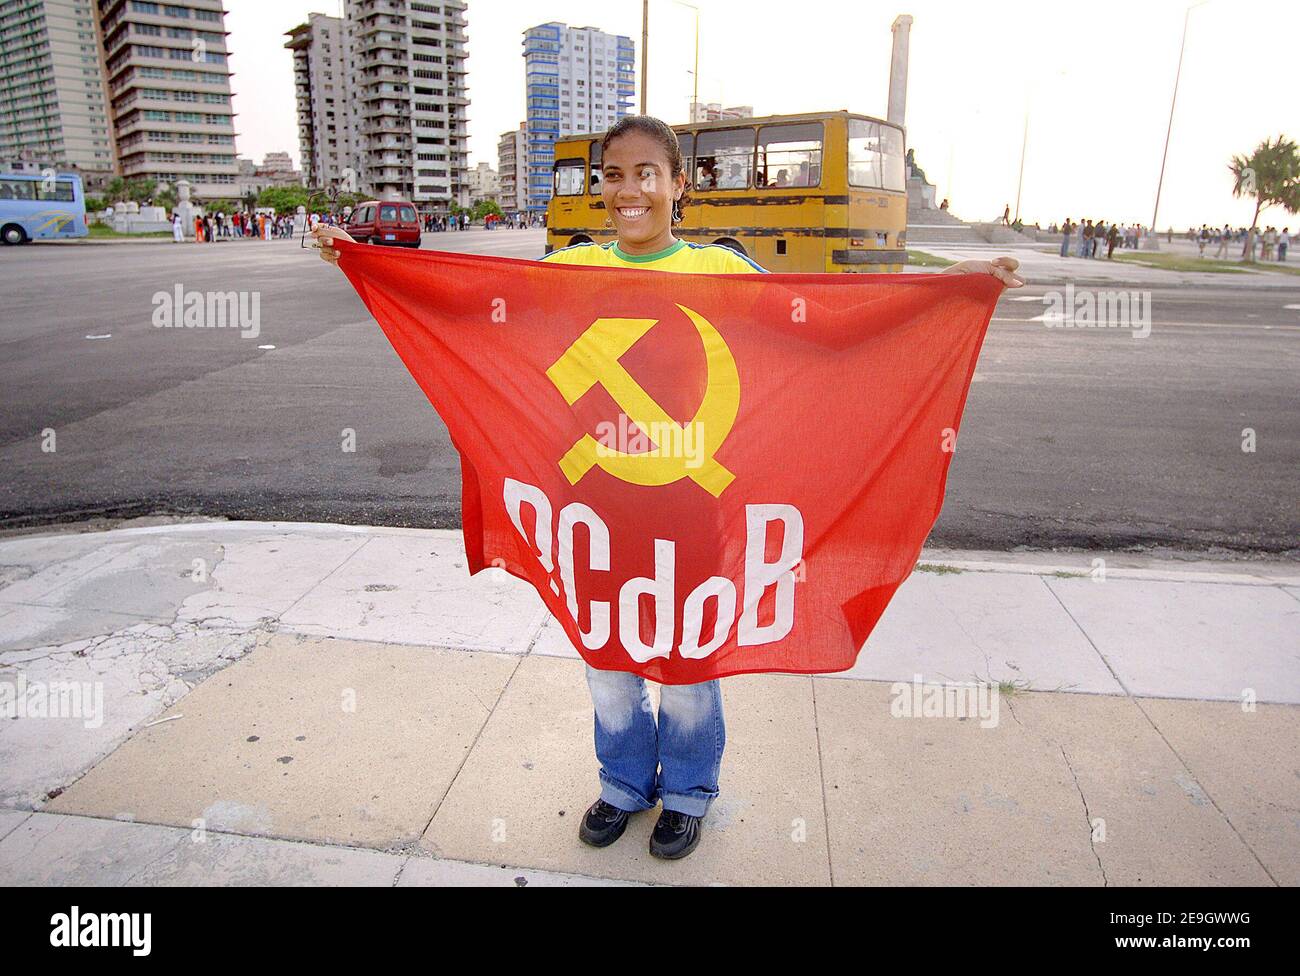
[336,240,1003,684]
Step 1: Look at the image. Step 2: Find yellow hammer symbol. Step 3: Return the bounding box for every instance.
[546,303,740,497]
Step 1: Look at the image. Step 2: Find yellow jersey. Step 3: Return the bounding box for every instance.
[540,238,768,275]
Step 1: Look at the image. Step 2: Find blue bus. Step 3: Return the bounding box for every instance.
[0,171,89,244]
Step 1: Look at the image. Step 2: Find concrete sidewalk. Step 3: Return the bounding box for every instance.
[0,520,1295,886]
[914,241,1300,289]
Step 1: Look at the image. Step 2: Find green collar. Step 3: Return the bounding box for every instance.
[611,238,687,263]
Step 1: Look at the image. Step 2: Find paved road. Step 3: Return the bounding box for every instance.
[1,230,1297,554]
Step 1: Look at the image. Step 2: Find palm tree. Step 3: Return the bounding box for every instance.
[1229,135,1300,263]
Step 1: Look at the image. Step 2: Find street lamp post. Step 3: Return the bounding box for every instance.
[640,0,649,115]
[675,1,700,121]
[1146,0,1209,250]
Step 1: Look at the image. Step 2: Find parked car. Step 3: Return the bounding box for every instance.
[344,200,421,247]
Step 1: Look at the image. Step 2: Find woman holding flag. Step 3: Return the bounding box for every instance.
[313,115,1022,862]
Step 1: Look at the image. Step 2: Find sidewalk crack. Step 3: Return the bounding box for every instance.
[809,676,835,887]
[1059,744,1108,886]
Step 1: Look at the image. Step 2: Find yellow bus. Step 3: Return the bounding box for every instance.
[545,110,908,273]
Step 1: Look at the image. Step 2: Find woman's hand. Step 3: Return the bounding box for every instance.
[941,256,1024,288]
[312,225,355,266]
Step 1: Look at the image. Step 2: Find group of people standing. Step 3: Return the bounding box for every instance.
[1054,218,1143,259]
[173,209,293,243]
[172,205,550,242]
[1195,224,1290,261]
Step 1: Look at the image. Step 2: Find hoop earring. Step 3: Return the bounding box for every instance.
[671,199,682,223]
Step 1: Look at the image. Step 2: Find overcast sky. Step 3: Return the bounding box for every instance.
[228,0,1298,229]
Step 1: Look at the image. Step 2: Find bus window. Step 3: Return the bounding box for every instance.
[554,158,585,196]
[676,132,694,186]
[848,120,883,188]
[0,179,35,201]
[588,140,601,194]
[694,128,754,190]
[849,119,906,191]
[38,180,76,202]
[757,122,822,188]
[879,124,906,191]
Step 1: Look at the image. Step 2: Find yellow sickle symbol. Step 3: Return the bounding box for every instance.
[546,303,739,497]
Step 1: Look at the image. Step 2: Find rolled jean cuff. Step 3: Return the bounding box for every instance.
[598,773,657,813]
[658,788,717,819]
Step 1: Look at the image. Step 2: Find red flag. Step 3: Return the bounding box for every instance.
[337,241,1002,684]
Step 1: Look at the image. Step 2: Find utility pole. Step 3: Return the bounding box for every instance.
[1148,1,1208,249]
[1014,108,1028,223]
[675,1,699,121]
[640,0,648,115]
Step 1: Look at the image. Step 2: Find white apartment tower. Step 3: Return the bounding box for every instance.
[0,0,115,179]
[97,0,238,198]
[341,0,469,207]
[496,122,525,213]
[285,13,352,190]
[521,22,633,212]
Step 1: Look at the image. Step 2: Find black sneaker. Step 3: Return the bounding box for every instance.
[649,808,702,859]
[578,798,631,848]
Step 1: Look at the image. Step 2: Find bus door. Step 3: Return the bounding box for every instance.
[754,121,825,272]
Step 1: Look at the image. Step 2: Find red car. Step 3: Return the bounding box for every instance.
[345,199,421,247]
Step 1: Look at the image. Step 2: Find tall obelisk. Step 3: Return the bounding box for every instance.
[887,15,913,127]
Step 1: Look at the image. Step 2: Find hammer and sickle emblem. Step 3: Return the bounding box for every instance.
[545,304,739,497]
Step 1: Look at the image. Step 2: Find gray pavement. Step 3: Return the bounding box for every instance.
[1,519,1295,886]
[1,231,1297,553]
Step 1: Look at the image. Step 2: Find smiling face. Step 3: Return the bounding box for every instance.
[601,129,685,254]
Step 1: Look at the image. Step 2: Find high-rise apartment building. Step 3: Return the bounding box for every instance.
[464,158,495,203]
[337,0,469,208]
[496,122,525,214]
[285,13,352,190]
[521,22,633,213]
[97,0,238,197]
[0,0,115,180]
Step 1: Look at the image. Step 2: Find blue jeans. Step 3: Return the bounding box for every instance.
[1060,234,1071,257]
[584,663,725,818]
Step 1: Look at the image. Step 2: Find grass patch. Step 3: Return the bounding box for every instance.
[87,224,173,239]
[1050,570,1087,579]
[1109,252,1300,275]
[915,563,963,575]
[907,249,956,268]
[997,679,1030,697]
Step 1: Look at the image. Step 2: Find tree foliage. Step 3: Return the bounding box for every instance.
[1229,135,1299,262]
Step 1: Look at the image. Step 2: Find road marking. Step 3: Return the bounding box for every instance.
[258,344,275,350]
[85,334,111,340]
[992,316,1300,331]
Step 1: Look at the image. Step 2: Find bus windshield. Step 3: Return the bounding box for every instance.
[847,119,906,191]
